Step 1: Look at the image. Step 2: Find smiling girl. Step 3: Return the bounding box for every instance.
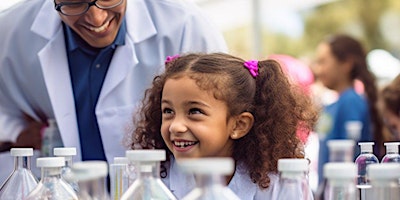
[130,53,317,199]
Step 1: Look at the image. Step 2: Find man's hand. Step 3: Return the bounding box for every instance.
[13,115,46,150]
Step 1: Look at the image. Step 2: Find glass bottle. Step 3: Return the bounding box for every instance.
[381,142,400,163]
[0,148,38,200]
[41,119,64,157]
[327,139,355,162]
[71,161,110,200]
[367,163,400,200]
[316,139,355,200]
[120,149,177,200]
[354,142,378,200]
[277,158,313,200]
[355,142,379,185]
[54,147,78,192]
[110,157,129,200]
[324,162,358,200]
[25,157,78,200]
[178,157,239,200]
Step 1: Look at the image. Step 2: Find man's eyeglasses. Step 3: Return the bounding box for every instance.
[54,0,124,16]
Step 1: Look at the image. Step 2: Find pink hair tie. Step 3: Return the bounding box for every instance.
[244,60,259,78]
[165,54,180,64]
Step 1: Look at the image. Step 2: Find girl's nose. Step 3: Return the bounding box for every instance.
[168,118,188,134]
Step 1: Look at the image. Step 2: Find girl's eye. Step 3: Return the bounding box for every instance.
[189,108,203,115]
[162,108,174,114]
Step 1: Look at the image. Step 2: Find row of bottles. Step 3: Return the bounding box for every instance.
[323,162,400,200]
[2,147,255,200]
[319,139,400,200]
[0,147,108,200]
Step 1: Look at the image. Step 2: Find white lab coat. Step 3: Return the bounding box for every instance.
[163,158,314,200]
[0,0,227,182]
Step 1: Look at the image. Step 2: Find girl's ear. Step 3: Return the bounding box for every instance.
[230,112,254,139]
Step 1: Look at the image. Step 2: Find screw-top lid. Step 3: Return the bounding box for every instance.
[37,157,65,168]
[125,150,166,161]
[358,142,374,153]
[71,161,108,181]
[327,140,355,151]
[324,163,357,179]
[10,148,33,156]
[177,157,234,175]
[384,142,400,154]
[114,157,128,164]
[278,159,309,172]
[54,147,76,156]
[368,163,400,180]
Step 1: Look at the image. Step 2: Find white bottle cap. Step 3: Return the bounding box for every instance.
[278,159,309,172]
[37,157,65,168]
[345,121,363,140]
[114,157,129,164]
[125,150,166,161]
[327,140,355,151]
[10,148,33,156]
[358,142,374,153]
[384,142,400,154]
[54,147,76,156]
[324,163,357,179]
[367,163,400,180]
[71,161,108,181]
[177,157,234,175]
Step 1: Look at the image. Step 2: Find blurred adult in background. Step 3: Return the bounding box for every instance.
[313,34,383,185]
[0,0,226,183]
[379,74,400,141]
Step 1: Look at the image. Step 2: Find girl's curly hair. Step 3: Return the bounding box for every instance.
[131,53,318,189]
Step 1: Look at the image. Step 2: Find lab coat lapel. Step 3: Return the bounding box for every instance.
[98,0,156,100]
[34,0,82,161]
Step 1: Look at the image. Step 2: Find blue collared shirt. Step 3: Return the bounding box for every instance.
[64,19,126,161]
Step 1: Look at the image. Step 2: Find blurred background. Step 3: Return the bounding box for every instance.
[3,0,400,84]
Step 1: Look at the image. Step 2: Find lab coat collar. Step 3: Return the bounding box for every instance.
[126,0,157,43]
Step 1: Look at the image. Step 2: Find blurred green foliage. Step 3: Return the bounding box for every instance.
[224,0,400,60]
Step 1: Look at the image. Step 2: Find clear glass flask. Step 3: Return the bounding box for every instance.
[277,158,313,200]
[120,149,177,200]
[367,163,400,200]
[381,142,400,163]
[178,157,240,200]
[0,148,38,200]
[25,157,78,200]
[71,161,110,200]
[54,147,78,192]
[324,162,358,200]
[110,157,129,200]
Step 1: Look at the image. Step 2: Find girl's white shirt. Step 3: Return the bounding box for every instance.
[162,157,284,200]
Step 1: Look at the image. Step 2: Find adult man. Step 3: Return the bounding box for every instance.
[0,0,226,181]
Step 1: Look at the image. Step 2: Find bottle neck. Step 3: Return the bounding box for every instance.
[64,156,74,168]
[137,161,160,179]
[14,156,31,170]
[41,166,62,181]
[78,177,108,198]
[194,174,225,188]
